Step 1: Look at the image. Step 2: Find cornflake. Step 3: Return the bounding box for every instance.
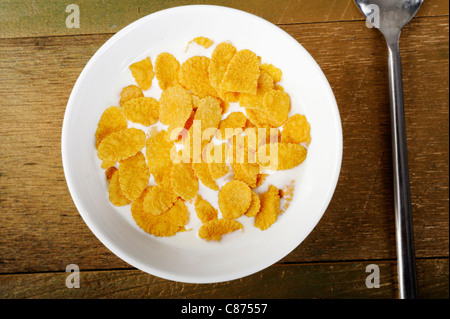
[199,219,243,241]
[129,57,155,90]
[155,52,180,90]
[118,152,150,201]
[95,106,127,148]
[218,180,252,219]
[97,128,146,162]
[254,185,280,230]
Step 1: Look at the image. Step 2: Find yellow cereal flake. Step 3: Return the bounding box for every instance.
[194,195,218,223]
[227,134,257,165]
[145,129,175,183]
[260,63,282,83]
[203,143,230,180]
[216,112,247,140]
[105,166,117,182]
[199,219,243,241]
[192,161,219,191]
[188,36,214,49]
[254,185,280,230]
[159,85,193,138]
[155,52,180,90]
[191,96,222,143]
[262,89,290,127]
[245,190,261,217]
[119,85,144,106]
[129,57,155,90]
[245,108,275,128]
[280,180,295,213]
[143,185,178,216]
[209,42,237,90]
[108,170,131,207]
[255,173,268,188]
[170,162,199,201]
[281,114,311,145]
[179,56,218,98]
[257,142,307,171]
[132,196,189,237]
[218,180,252,219]
[118,151,149,201]
[220,49,260,95]
[101,160,116,170]
[95,106,128,148]
[232,162,259,188]
[239,70,274,109]
[98,128,146,162]
[122,97,159,126]
[219,91,240,103]
[244,127,281,151]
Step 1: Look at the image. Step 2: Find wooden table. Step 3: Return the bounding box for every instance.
[0,0,448,299]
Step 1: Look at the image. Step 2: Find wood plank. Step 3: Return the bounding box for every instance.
[0,0,448,39]
[0,259,447,299]
[0,17,448,274]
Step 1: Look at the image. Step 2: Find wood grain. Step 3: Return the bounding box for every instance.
[0,259,447,299]
[0,17,448,278]
[0,0,448,39]
[0,0,448,298]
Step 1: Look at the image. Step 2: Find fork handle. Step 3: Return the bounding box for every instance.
[387,37,418,299]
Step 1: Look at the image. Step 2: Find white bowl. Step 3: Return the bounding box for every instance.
[61,5,343,284]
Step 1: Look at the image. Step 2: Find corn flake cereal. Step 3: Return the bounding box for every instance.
[281,114,311,145]
[145,129,174,183]
[101,160,116,170]
[218,180,252,219]
[96,38,311,242]
[192,161,219,191]
[232,162,259,188]
[260,63,282,83]
[195,195,218,223]
[159,85,193,137]
[143,185,177,216]
[119,85,144,106]
[262,89,290,127]
[129,57,155,90]
[220,49,260,95]
[95,106,128,148]
[245,108,275,128]
[155,52,180,90]
[239,70,274,109]
[109,170,132,207]
[203,143,230,180]
[216,112,248,140]
[118,151,150,201]
[192,96,222,142]
[170,162,199,201]
[254,185,280,230]
[122,97,159,126]
[179,56,218,98]
[257,142,307,171]
[209,42,237,91]
[105,166,117,182]
[188,36,214,49]
[98,128,146,162]
[199,219,243,241]
[132,197,189,237]
[245,190,261,217]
